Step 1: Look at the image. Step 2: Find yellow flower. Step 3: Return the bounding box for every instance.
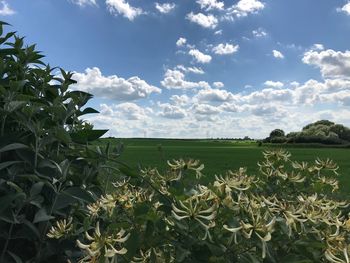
[47,217,73,239]
[76,222,129,263]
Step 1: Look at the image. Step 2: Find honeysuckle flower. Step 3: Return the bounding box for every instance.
[292,161,309,172]
[76,222,129,262]
[171,197,217,236]
[315,158,339,174]
[214,168,256,193]
[224,211,276,258]
[167,159,204,178]
[47,217,73,239]
[87,201,101,218]
[262,149,291,162]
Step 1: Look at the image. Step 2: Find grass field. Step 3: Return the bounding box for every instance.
[99,138,350,196]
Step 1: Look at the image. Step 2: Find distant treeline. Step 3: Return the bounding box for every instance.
[264,120,350,145]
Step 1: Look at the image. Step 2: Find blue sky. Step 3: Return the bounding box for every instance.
[1,0,350,138]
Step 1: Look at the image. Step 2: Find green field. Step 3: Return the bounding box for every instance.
[99,138,350,196]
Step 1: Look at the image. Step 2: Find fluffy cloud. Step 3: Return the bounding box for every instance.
[213,81,224,88]
[186,12,218,29]
[252,28,267,37]
[193,103,221,115]
[158,103,187,119]
[196,0,224,10]
[226,0,265,19]
[302,49,350,79]
[72,67,161,100]
[189,49,212,63]
[272,50,284,59]
[264,80,284,88]
[155,2,175,14]
[106,0,143,20]
[70,0,97,6]
[175,65,205,74]
[176,37,187,47]
[170,94,190,106]
[311,44,324,51]
[195,88,235,102]
[99,103,150,120]
[0,1,15,15]
[161,69,210,89]
[212,43,239,55]
[339,2,350,15]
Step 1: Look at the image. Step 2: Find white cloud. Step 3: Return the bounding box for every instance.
[72,67,161,100]
[196,0,224,10]
[99,103,150,120]
[264,80,284,88]
[213,81,224,88]
[175,65,205,74]
[338,2,350,15]
[193,103,221,115]
[302,49,350,79]
[252,28,267,37]
[189,49,212,63]
[106,0,143,21]
[272,50,284,59]
[195,88,236,102]
[212,43,239,55]
[155,2,175,14]
[311,43,324,51]
[226,0,265,19]
[214,30,223,35]
[186,12,218,29]
[161,69,210,89]
[0,1,15,15]
[70,0,97,6]
[114,102,150,120]
[158,103,187,119]
[176,37,187,47]
[170,94,190,106]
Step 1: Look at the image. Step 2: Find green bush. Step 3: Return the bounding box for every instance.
[50,149,350,263]
[0,22,116,262]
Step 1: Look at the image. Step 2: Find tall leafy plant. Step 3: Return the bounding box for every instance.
[0,21,115,262]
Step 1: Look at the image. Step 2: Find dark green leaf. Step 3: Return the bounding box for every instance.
[33,207,54,223]
[70,129,108,144]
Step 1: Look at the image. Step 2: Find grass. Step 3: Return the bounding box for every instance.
[98,138,350,196]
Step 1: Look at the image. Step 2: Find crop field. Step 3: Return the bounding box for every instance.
[99,138,350,196]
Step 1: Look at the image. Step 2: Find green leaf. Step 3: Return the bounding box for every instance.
[33,208,54,223]
[7,251,23,263]
[77,107,99,116]
[0,193,25,213]
[62,187,94,203]
[70,129,108,144]
[30,182,44,197]
[4,101,26,112]
[0,161,22,171]
[0,143,28,153]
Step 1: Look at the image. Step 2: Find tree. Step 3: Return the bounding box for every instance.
[269,129,285,138]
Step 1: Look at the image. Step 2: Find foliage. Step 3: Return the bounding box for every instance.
[267,121,350,145]
[47,148,350,263]
[0,22,115,262]
[269,129,285,138]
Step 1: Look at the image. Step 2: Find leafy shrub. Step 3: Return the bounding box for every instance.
[0,22,116,262]
[47,149,350,263]
[269,129,285,138]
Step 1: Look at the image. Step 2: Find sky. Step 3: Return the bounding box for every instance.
[1,0,350,138]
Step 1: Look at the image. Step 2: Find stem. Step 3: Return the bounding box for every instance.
[34,136,39,168]
[36,183,60,260]
[0,224,14,262]
[0,115,6,137]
